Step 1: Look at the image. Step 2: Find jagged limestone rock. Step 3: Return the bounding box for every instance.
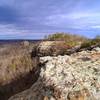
[9,47,100,100]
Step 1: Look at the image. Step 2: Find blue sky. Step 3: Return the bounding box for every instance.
[0,0,100,39]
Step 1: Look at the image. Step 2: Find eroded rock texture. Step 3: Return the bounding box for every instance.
[9,47,100,100]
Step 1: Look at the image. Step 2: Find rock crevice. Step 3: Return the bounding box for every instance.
[8,43,100,100]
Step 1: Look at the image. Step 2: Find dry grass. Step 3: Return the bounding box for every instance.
[45,32,87,47]
[81,36,100,49]
[0,42,36,85]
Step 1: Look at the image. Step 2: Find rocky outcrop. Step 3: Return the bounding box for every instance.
[9,47,100,100]
[31,41,80,57]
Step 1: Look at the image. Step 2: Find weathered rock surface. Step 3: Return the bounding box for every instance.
[38,41,68,56]
[9,47,100,100]
[31,41,81,57]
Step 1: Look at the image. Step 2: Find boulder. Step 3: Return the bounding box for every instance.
[39,51,100,100]
[31,41,79,57]
[93,47,100,52]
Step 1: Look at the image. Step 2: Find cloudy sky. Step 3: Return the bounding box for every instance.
[0,0,100,39]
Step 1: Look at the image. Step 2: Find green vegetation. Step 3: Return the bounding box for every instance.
[45,32,87,47]
[45,33,100,49]
[81,36,100,48]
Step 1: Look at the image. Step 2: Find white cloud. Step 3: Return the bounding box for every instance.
[0,24,31,36]
[0,24,47,39]
[91,25,100,29]
[45,11,100,31]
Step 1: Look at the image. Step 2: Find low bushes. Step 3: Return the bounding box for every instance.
[81,36,100,49]
[45,33,100,51]
[45,32,87,47]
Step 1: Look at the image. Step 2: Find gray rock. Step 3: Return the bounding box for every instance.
[31,41,81,57]
[93,47,100,52]
[9,47,100,100]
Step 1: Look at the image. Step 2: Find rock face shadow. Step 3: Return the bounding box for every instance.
[0,57,40,100]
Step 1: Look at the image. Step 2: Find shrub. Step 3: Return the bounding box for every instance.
[81,36,100,48]
[45,32,87,47]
